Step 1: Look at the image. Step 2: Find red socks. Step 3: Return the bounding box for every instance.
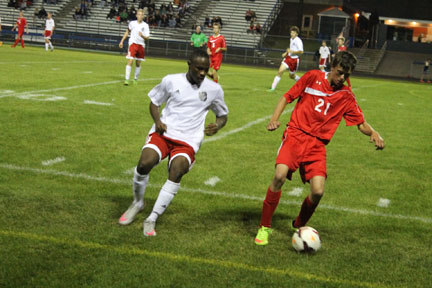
[294,196,318,228]
[259,187,281,227]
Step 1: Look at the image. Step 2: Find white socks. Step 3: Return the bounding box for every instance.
[271,76,281,90]
[134,66,141,80]
[147,180,180,222]
[45,42,53,51]
[45,43,48,51]
[132,168,149,208]
[125,65,132,80]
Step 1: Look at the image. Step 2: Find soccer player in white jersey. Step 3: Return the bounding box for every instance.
[269,26,304,91]
[118,50,229,237]
[318,40,331,71]
[119,9,150,85]
[44,13,55,52]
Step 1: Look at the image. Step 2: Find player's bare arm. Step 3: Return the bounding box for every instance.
[204,115,227,136]
[358,121,385,150]
[119,29,130,48]
[207,47,212,56]
[149,102,167,134]
[267,96,288,131]
[25,24,29,34]
[215,47,227,53]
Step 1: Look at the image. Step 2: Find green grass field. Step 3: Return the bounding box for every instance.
[1,46,431,288]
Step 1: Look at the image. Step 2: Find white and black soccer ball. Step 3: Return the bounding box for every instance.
[292,226,321,252]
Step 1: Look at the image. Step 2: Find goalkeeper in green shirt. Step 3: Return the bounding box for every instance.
[190,25,208,51]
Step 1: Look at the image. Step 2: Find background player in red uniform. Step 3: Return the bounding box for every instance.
[333,37,351,87]
[207,23,226,83]
[11,11,28,48]
[255,51,385,245]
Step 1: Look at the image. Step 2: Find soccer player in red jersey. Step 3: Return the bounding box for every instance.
[207,23,226,83]
[11,11,28,48]
[334,37,350,87]
[255,51,385,246]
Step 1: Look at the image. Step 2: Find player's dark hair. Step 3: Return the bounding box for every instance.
[290,26,300,35]
[190,49,210,62]
[332,51,357,72]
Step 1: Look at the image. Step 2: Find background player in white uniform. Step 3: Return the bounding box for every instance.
[269,26,303,91]
[318,40,331,71]
[119,9,150,85]
[44,13,55,52]
[118,50,229,237]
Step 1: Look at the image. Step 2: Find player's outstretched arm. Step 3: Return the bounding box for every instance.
[150,102,167,135]
[205,115,227,136]
[358,121,385,150]
[267,96,287,131]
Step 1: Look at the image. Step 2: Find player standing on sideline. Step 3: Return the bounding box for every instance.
[11,11,28,48]
[207,23,226,83]
[333,37,350,87]
[419,59,430,83]
[119,9,150,86]
[255,51,385,246]
[0,16,3,46]
[318,40,331,72]
[44,13,55,52]
[118,50,229,237]
[269,26,303,92]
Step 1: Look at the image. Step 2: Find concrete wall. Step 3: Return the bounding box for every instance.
[376,51,431,79]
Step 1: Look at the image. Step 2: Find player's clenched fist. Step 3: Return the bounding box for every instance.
[267,120,280,131]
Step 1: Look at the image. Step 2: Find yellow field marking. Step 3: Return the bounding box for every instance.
[0,229,391,288]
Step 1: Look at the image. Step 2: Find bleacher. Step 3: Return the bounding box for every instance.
[0,0,71,29]
[193,0,279,48]
[57,0,201,39]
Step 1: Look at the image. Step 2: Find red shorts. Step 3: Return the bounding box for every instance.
[282,56,299,73]
[44,30,52,39]
[143,132,195,168]
[210,54,223,70]
[127,43,145,61]
[17,31,24,38]
[276,126,327,183]
[319,58,327,66]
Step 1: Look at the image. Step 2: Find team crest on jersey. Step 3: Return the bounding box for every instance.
[199,91,207,101]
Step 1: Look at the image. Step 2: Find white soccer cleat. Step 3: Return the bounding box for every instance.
[143,219,157,237]
[118,202,144,225]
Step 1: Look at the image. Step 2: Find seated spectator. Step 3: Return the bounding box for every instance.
[216,16,222,27]
[20,0,27,10]
[204,15,210,28]
[39,6,48,18]
[107,5,117,19]
[168,14,176,27]
[160,14,168,27]
[154,9,161,26]
[255,22,261,34]
[34,7,39,19]
[120,9,128,22]
[245,9,252,21]
[128,5,137,20]
[175,13,181,27]
[73,6,81,19]
[247,21,255,34]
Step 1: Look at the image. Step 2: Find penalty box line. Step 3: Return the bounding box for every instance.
[0,230,390,288]
[1,163,431,224]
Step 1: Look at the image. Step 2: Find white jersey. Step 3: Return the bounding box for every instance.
[45,18,55,31]
[128,20,150,47]
[319,46,330,59]
[289,36,303,59]
[148,73,229,152]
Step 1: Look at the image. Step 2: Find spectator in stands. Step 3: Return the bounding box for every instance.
[204,15,210,28]
[129,5,137,20]
[39,6,48,19]
[168,15,176,27]
[255,22,261,34]
[120,9,128,23]
[99,0,106,8]
[245,9,252,22]
[20,0,27,10]
[175,13,181,27]
[211,16,216,27]
[420,58,431,83]
[215,16,222,27]
[160,14,168,27]
[247,20,255,34]
[107,5,117,19]
[73,6,81,19]
[154,9,161,25]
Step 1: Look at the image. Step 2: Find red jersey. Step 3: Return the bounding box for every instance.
[337,45,347,52]
[284,70,364,142]
[207,34,226,56]
[16,17,27,33]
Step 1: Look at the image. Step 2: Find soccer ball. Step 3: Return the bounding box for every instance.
[292,226,321,252]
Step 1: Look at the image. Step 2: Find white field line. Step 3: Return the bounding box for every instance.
[1,163,431,224]
[287,187,303,197]
[84,100,114,106]
[41,157,66,166]
[0,78,161,99]
[204,108,293,143]
[0,60,109,64]
[377,198,391,208]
